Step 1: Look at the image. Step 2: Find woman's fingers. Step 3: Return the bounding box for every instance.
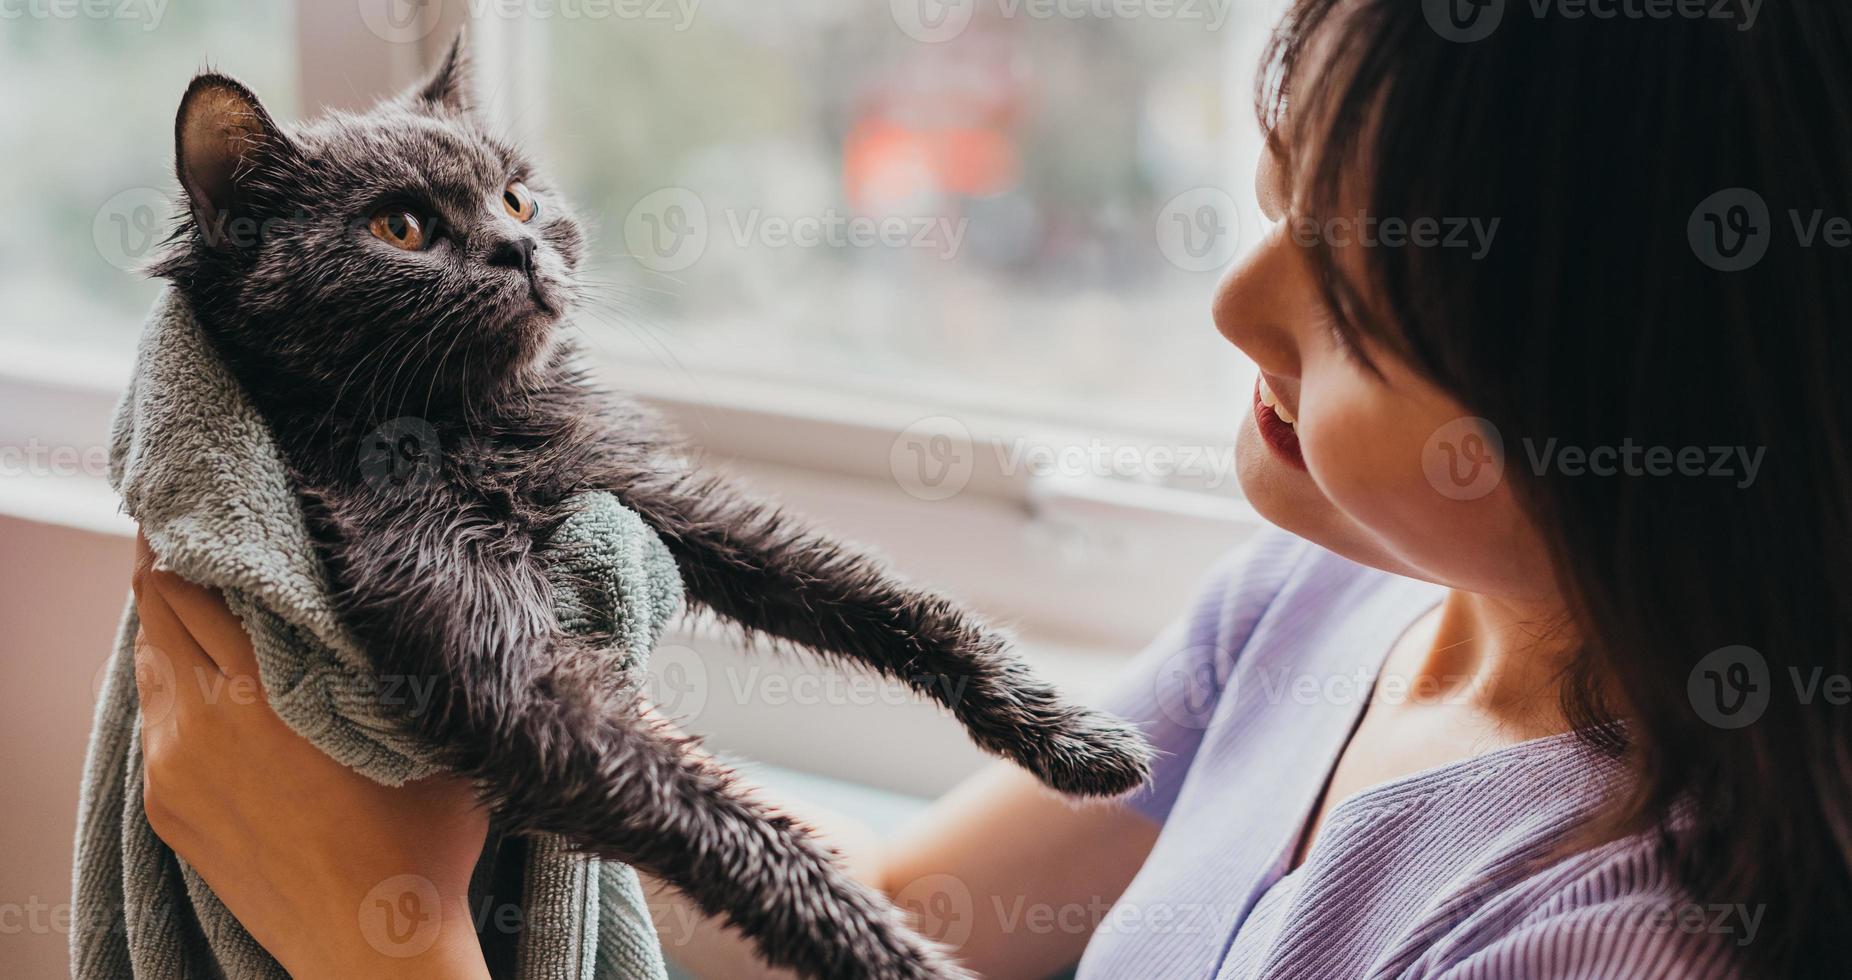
[132,585,224,849]
[132,569,220,731]
[132,531,260,679]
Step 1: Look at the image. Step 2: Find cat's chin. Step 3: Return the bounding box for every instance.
[504,277,567,330]
[494,286,564,335]
[502,306,566,371]
[505,305,562,333]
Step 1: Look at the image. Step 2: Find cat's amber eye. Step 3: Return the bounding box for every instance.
[368,209,426,251]
[502,181,537,223]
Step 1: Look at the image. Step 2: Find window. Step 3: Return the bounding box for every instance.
[0,1,298,353]
[520,1,1271,436]
[0,1,1274,654]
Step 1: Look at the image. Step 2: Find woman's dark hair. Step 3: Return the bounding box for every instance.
[1260,2,1851,976]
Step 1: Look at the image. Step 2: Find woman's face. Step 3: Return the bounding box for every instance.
[1217,147,1559,604]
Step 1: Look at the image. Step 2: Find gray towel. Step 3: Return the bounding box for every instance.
[71,289,676,980]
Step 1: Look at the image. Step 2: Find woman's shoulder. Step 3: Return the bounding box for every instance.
[1414,826,1755,979]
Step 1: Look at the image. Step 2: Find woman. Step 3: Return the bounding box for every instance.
[130,1,1851,977]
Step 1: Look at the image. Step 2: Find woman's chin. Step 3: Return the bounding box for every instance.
[1237,418,1312,526]
[1236,421,1368,561]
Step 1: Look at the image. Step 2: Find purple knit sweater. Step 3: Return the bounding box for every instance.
[1077,529,1751,979]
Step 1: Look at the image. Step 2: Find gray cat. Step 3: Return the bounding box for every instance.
[151,34,1151,980]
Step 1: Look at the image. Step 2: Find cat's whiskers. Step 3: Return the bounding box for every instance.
[363,317,446,425]
[570,304,698,386]
[594,259,689,290]
[306,327,421,454]
[420,310,474,422]
[388,310,463,423]
[311,324,428,442]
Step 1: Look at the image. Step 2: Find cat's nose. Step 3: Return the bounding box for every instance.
[487,236,537,274]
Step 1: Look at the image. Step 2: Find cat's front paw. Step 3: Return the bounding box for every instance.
[1017,708,1154,799]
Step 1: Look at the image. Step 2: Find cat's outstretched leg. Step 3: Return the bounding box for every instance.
[606,467,1154,799]
[477,669,970,980]
[329,515,968,980]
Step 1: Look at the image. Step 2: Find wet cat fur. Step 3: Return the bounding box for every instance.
[153,38,1151,980]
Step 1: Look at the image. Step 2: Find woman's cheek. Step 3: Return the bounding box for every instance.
[1300,393,1428,538]
[1301,391,1547,598]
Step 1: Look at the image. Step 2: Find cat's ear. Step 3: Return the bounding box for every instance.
[412,30,475,115]
[174,73,292,247]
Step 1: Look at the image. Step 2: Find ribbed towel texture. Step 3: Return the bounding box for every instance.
[71,289,676,979]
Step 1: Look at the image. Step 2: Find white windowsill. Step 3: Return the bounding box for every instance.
[0,337,1262,656]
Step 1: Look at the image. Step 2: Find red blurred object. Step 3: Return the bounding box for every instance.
[843,119,1019,211]
[843,25,1027,212]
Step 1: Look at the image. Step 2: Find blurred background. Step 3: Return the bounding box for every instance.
[0,0,1279,975]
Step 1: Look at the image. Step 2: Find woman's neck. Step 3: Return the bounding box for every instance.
[1395,589,1588,741]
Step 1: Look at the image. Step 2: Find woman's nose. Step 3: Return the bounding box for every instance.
[1212,225,1310,376]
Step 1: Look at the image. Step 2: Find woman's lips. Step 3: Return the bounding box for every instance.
[1253,377,1306,470]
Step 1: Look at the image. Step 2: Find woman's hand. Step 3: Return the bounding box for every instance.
[131,533,492,979]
